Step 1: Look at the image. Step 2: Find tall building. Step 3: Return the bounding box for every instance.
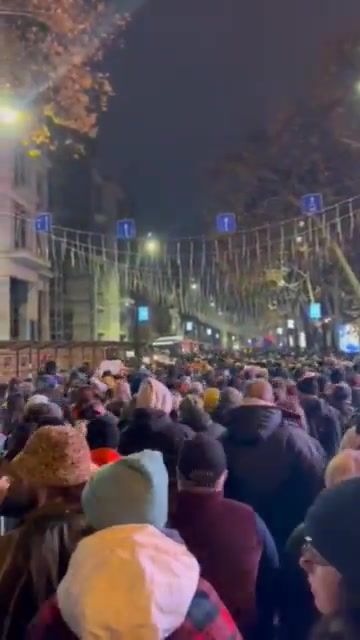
[49,158,128,341]
[0,138,51,341]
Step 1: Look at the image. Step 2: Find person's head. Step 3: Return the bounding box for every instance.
[86,414,120,452]
[24,394,50,413]
[6,393,25,420]
[136,378,173,414]
[297,375,319,397]
[325,450,360,489]
[82,450,168,531]
[332,384,352,405]
[301,478,360,631]
[74,385,96,407]
[23,401,59,425]
[244,379,274,404]
[179,395,207,431]
[44,360,57,376]
[11,425,93,506]
[187,381,204,397]
[244,367,256,381]
[217,386,243,409]
[77,402,106,421]
[203,387,220,413]
[177,433,227,493]
[330,368,345,385]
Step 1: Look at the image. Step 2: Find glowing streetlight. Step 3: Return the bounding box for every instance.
[190,281,198,290]
[144,236,160,256]
[0,106,21,125]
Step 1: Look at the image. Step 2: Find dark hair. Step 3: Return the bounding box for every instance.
[24,403,55,425]
[311,581,360,640]
[14,506,86,610]
[317,375,329,395]
[331,369,345,385]
[297,376,319,396]
[44,360,57,376]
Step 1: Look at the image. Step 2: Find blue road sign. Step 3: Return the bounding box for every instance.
[301,193,323,216]
[35,213,52,233]
[116,219,136,240]
[138,306,149,322]
[308,303,322,321]
[216,212,236,234]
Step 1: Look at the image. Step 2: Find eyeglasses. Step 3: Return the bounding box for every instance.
[301,537,330,567]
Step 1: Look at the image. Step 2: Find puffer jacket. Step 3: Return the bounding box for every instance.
[27,524,242,640]
[300,395,342,458]
[222,399,325,550]
[119,408,193,473]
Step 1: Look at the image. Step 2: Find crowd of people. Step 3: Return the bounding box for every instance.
[0,356,360,639]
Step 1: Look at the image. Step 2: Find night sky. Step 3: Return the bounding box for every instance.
[99,0,360,234]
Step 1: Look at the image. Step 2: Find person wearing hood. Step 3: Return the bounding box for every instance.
[173,434,278,640]
[179,395,225,439]
[328,383,354,433]
[28,450,243,640]
[222,380,325,550]
[212,387,243,426]
[0,426,93,639]
[118,378,193,515]
[297,376,342,459]
[86,414,121,467]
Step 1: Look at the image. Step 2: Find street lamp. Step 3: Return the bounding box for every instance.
[0,106,21,125]
[144,235,160,256]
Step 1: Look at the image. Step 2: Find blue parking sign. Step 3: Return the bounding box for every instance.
[308,303,322,320]
[35,213,52,233]
[301,194,323,216]
[116,219,136,240]
[137,306,149,322]
[216,213,236,234]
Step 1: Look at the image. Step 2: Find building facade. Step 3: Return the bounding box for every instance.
[0,136,51,341]
[49,159,127,341]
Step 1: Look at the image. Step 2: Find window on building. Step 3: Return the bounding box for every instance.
[13,201,27,249]
[14,152,26,188]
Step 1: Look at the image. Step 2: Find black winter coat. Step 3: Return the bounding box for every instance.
[221,403,325,550]
[300,396,342,459]
[119,408,193,465]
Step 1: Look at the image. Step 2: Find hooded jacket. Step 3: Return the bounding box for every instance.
[27,524,242,640]
[300,395,342,458]
[119,409,193,475]
[222,399,325,549]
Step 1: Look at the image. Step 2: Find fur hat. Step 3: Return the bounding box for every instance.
[11,425,92,487]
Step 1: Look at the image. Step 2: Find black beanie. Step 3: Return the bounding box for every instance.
[178,433,226,487]
[86,414,120,451]
[305,478,360,587]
